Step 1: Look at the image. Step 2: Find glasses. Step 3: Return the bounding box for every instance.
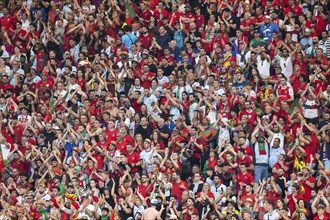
[106,100,112,102]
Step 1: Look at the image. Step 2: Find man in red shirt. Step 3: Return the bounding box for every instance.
[298,167,316,202]
[180,5,195,31]
[0,7,16,36]
[12,21,28,48]
[236,148,254,174]
[115,133,128,153]
[35,43,47,73]
[239,100,258,127]
[126,143,141,173]
[140,64,155,88]
[234,136,253,158]
[137,1,152,26]
[136,174,151,198]
[139,26,153,49]
[240,184,256,203]
[194,6,204,29]
[235,163,254,194]
[171,171,188,202]
[153,1,170,22]
[104,119,118,144]
[35,71,54,100]
[0,75,14,94]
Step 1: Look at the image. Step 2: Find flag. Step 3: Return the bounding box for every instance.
[258,130,266,155]
[257,142,267,155]
[125,4,136,26]
[289,99,299,115]
[49,94,55,112]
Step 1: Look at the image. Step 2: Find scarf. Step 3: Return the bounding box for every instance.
[258,130,266,155]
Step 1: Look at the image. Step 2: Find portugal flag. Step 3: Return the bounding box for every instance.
[125,4,137,26]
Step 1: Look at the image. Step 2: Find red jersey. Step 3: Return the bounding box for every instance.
[137,10,152,26]
[236,172,254,194]
[181,13,195,30]
[171,180,188,202]
[139,34,153,49]
[0,15,16,35]
[287,193,303,214]
[127,152,140,173]
[300,176,316,202]
[36,79,54,98]
[116,141,128,153]
[305,135,318,163]
[153,9,170,21]
[234,146,253,157]
[170,12,181,26]
[0,83,14,93]
[122,134,133,144]
[195,14,205,29]
[313,213,330,220]
[104,129,118,144]
[168,135,185,152]
[140,72,155,88]
[239,110,258,126]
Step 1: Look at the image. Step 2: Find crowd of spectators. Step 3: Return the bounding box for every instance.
[0,0,330,219]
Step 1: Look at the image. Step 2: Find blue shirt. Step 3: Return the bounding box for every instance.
[65,141,76,158]
[300,37,313,53]
[122,33,137,52]
[260,24,279,43]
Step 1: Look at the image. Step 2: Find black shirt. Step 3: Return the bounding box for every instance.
[188,31,202,48]
[135,125,153,140]
[158,125,171,147]
[227,16,240,38]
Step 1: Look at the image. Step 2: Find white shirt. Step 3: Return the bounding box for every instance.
[140,149,156,173]
[257,55,271,79]
[25,75,41,85]
[157,76,169,86]
[263,210,280,220]
[21,19,30,31]
[1,143,11,160]
[0,46,9,59]
[132,86,144,98]
[18,114,32,123]
[143,94,158,111]
[107,150,120,172]
[218,126,230,148]
[211,184,227,202]
[172,85,193,101]
[236,50,251,69]
[303,99,319,119]
[200,104,217,124]
[189,102,198,122]
[275,55,293,79]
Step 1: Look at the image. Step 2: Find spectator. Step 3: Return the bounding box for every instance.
[0,1,330,219]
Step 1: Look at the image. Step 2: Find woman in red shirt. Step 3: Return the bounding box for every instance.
[150,130,165,152]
